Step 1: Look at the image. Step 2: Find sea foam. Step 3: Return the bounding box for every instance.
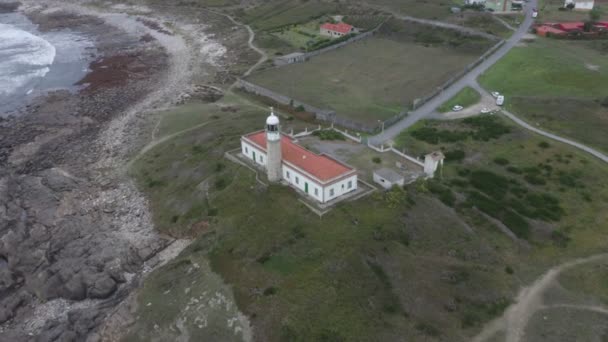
[0,23,56,96]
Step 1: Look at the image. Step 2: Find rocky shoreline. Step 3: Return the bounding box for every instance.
[0,1,256,340]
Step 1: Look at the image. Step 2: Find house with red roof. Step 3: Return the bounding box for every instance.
[320,22,358,38]
[240,109,358,203]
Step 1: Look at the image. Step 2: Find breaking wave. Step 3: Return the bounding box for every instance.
[0,23,56,96]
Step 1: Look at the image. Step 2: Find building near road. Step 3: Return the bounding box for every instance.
[320,22,358,38]
[373,168,405,189]
[564,0,595,10]
[240,108,358,203]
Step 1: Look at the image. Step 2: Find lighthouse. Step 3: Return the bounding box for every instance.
[265,107,282,182]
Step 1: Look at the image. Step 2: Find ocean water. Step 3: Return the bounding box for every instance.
[0,12,95,116]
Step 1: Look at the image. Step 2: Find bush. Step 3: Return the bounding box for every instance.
[503,210,530,239]
[263,287,278,296]
[538,141,551,149]
[415,322,441,337]
[469,170,510,200]
[215,178,228,190]
[551,230,571,247]
[372,157,382,164]
[505,266,514,274]
[506,166,522,174]
[294,104,305,112]
[313,129,345,141]
[445,149,465,162]
[493,157,509,166]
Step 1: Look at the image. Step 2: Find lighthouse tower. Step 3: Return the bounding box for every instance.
[265,107,282,182]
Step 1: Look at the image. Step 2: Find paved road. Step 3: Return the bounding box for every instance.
[469,80,608,163]
[369,0,536,145]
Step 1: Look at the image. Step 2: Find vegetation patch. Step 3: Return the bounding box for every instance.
[438,86,481,113]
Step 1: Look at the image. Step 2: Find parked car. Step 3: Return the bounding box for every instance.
[496,95,505,106]
[452,105,464,112]
[491,91,500,98]
[480,107,491,114]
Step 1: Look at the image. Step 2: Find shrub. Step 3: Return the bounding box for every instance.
[207,208,218,216]
[506,166,522,174]
[551,230,571,247]
[445,149,465,162]
[214,162,225,172]
[313,129,345,141]
[538,141,551,149]
[469,170,509,200]
[493,157,509,166]
[294,104,305,112]
[415,322,441,337]
[263,287,278,296]
[505,266,514,274]
[503,210,530,240]
[215,178,228,190]
[372,157,382,164]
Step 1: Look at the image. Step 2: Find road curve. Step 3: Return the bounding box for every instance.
[369,0,537,145]
[500,109,608,163]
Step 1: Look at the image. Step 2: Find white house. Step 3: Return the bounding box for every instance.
[240,109,358,203]
[564,0,595,10]
[464,0,486,5]
[320,22,358,38]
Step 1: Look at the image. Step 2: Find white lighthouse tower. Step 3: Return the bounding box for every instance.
[265,107,282,182]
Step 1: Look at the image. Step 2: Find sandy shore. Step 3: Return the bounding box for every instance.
[0,0,256,340]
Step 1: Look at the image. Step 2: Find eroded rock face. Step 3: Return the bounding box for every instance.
[0,4,172,341]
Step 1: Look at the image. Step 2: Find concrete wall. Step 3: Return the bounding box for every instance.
[373,173,404,189]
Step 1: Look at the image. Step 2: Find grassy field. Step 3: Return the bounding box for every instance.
[394,115,608,251]
[479,37,608,153]
[239,0,339,31]
[124,87,608,341]
[356,0,456,20]
[438,86,481,112]
[536,0,608,22]
[248,20,491,125]
[448,12,512,38]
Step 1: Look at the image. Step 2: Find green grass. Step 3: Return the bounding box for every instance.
[248,22,490,125]
[479,38,608,153]
[127,90,608,341]
[240,0,338,31]
[537,0,608,22]
[395,115,608,246]
[438,86,481,113]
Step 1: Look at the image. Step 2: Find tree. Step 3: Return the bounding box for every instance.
[590,7,602,23]
[566,2,575,10]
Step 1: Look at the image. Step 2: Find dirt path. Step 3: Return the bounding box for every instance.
[472,253,608,342]
[202,8,268,81]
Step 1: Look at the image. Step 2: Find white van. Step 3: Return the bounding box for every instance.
[496,95,505,106]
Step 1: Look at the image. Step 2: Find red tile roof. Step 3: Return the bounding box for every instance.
[243,131,355,183]
[536,25,567,35]
[320,22,353,34]
[555,22,584,31]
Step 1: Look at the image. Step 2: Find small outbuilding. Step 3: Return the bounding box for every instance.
[274,52,306,66]
[424,151,445,178]
[320,22,358,38]
[373,168,405,189]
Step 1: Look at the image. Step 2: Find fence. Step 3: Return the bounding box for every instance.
[408,39,505,111]
[272,22,385,67]
[366,142,425,168]
[237,79,378,133]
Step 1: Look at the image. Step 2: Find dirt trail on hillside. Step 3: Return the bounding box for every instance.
[472,254,608,342]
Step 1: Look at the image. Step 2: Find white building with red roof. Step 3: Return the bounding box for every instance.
[320,22,358,38]
[241,109,358,203]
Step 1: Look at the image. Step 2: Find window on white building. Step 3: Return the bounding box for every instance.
[314,188,318,196]
[348,181,352,189]
[286,170,290,179]
[245,147,248,154]
[260,155,263,162]
[295,176,299,184]
[330,188,334,197]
